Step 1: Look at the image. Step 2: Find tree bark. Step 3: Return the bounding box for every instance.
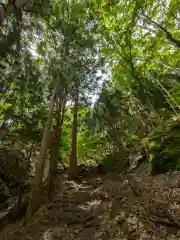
[0,0,24,26]
[47,91,67,200]
[47,111,61,200]
[25,86,57,222]
[68,87,79,180]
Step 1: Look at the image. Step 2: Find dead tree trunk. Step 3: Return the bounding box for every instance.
[68,87,78,180]
[25,86,57,222]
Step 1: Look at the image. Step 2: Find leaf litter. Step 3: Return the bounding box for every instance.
[2,163,180,239]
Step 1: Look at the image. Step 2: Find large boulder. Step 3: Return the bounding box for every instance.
[143,118,180,174]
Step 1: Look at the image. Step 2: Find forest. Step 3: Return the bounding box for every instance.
[0,0,180,239]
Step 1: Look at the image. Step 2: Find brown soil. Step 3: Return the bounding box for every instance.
[1,163,180,239]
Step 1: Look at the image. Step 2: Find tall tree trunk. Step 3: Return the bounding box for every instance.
[47,114,61,200]
[25,86,57,222]
[0,0,24,25]
[47,91,67,200]
[68,88,78,180]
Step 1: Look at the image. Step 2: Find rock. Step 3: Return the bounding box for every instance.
[128,154,145,171]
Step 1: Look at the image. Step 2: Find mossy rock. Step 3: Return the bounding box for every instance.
[143,118,180,174]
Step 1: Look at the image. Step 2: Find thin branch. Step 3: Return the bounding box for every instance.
[142,12,180,48]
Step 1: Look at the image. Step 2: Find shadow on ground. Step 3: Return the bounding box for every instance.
[2,164,180,239]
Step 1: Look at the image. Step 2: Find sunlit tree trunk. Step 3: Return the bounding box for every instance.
[68,87,79,180]
[47,91,67,200]
[25,86,57,222]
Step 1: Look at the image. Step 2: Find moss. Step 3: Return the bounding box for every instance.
[143,119,180,174]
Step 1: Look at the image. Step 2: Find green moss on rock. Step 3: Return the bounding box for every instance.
[143,118,180,174]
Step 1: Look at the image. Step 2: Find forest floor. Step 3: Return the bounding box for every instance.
[1,163,180,239]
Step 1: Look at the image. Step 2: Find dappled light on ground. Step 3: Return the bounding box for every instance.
[1,164,180,239]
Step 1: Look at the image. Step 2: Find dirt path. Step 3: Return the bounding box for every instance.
[1,164,180,239]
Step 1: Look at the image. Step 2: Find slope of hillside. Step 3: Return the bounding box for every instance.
[1,164,180,240]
